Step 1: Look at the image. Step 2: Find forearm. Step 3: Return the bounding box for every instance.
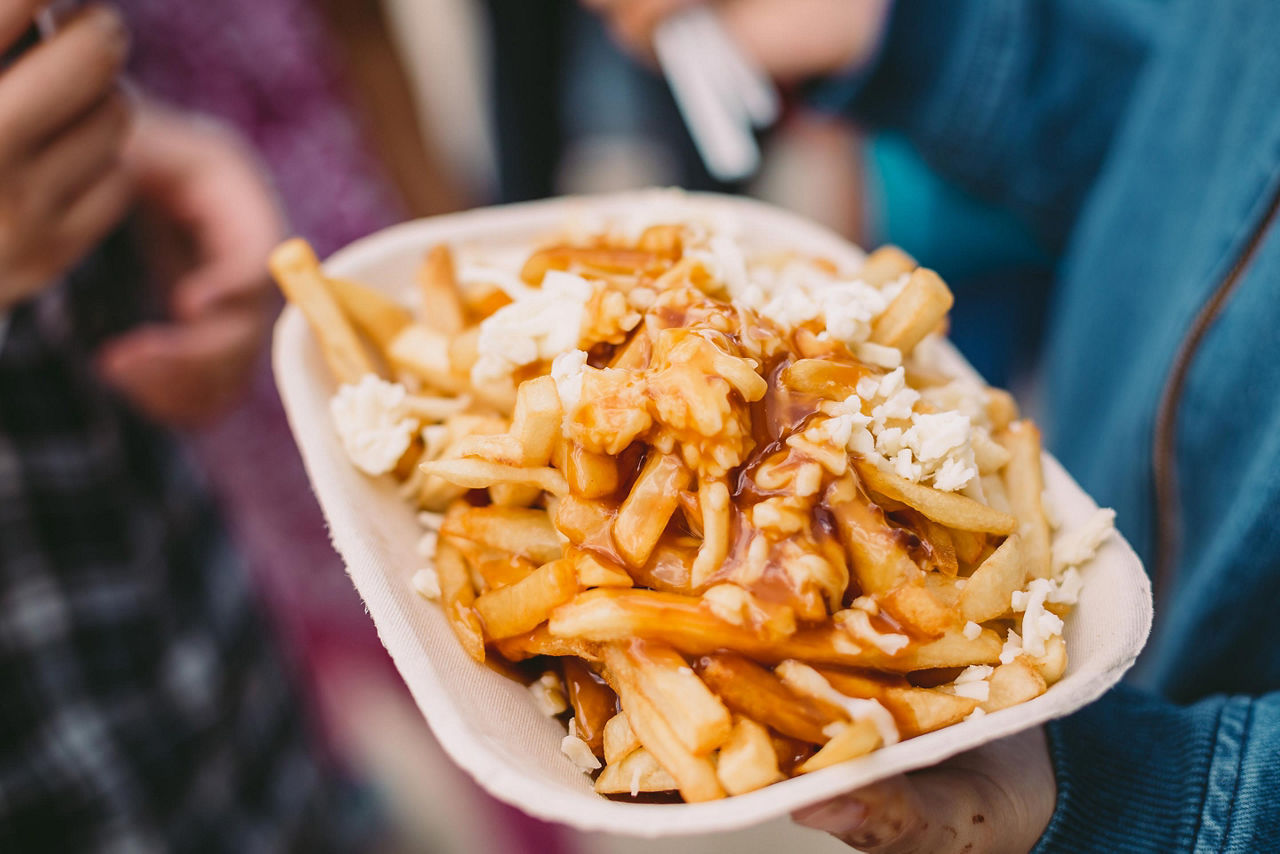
[1037,684,1280,851]
[812,0,1162,250]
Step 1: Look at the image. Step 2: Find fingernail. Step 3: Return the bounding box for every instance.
[89,6,130,54]
[794,798,868,835]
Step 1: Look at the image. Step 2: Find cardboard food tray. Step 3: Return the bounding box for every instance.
[273,190,1152,837]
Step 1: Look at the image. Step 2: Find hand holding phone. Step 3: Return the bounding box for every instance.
[0,2,134,313]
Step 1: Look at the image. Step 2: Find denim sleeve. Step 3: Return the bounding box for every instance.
[810,0,1164,250]
[1035,684,1280,852]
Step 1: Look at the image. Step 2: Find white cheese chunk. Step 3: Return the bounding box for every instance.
[329,375,417,475]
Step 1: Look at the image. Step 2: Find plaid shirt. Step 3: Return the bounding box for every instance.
[0,242,358,852]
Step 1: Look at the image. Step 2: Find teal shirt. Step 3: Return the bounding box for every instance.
[817,1,1280,850]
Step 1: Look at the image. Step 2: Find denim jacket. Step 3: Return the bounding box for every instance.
[815,1,1280,850]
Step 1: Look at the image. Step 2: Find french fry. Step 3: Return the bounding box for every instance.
[981,657,1048,712]
[493,625,601,662]
[869,267,954,353]
[607,641,732,755]
[435,539,485,663]
[603,712,641,766]
[985,388,1020,432]
[460,281,512,321]
[573,550,635,588]
[418,244,467,335]
[388,324,466,394]
[716,718,784,795]
[270,239,373,384]
[1033,634,1069,685]
[563,658,616,754]
[550,589,1003,672]
[613,453,692,567]
[637,224,683,258]
[959,535,1025,623]
[420,458,569,496]
[814,668,977,738]
[879,584,960,638]
[522,246,663,285]
[454,542,537,590]
[901,509,959,576]
[695,653,841,744]
[602,644,725,802]
[326,276,414,351]
[951,527,989,567]
[442,506,564,564]
[594,747,678,796]
[473,558,579,639]
[690,479,730,588]
[447,326,481,377]
[1000,421,1051,578]
[452,376,562,467]
[564,445,619,499]
[797,718,882,773]
[858,245,916,287]
[853,459,1017,536]
[780,359,871,399]
[489,482,544,507]
[553,495,619,552]
[826,476,921,593]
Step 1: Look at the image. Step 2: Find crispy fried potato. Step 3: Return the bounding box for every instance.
[608,641,732,756]
[869,267,954,354]
[601,644,725,802]
[879,584,960,639]
[853,459,1017,536]
[826,476,921,593]
[814,668,977,738]
[420,458,569,496]
[270,239,373,384]
[442,505,563,564]
[388,324,466,393]
[563,658,615,754]
[473,558,578,639]
[435,539,485,663]
[858,245,916,287]
[418,244,467,335]
[573,550,635,588]
[603,712,641,766]
[695,653,841,744]
[550,589,1003,672]
[716,718,784,795]
[797,718,882,773]
[454,542,537,590]
[564,445,619,499]
[959,535,1025,623]
[1000,421,1051,578]
[493,625,600,662]
[691,479,730,588]
[780,359,871,399]
[594,747,678,795]
[326,276,413,352]
[982,657,1048,712]
[613,453,692,567]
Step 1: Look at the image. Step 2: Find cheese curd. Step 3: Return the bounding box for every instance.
[473,270,593,383]
[329,375,418,475]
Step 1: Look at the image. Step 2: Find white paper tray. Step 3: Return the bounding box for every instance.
[273,190,1152,837]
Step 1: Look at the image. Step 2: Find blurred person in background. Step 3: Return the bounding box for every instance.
[590,0,1280,851]
[0,1,401,848]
